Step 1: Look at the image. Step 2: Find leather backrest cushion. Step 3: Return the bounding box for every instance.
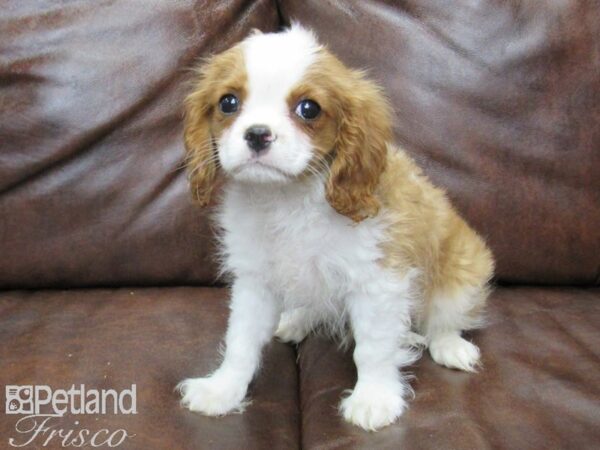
[0,1,279,288]
[1,1,598,288]
[280,0,600,284]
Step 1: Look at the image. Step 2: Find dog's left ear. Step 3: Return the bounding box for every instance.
[326,73,393,222]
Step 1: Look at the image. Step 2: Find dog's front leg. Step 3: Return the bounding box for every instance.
[340,276,417,431]
[178,276,279,415]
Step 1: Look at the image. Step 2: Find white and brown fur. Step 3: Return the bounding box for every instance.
[178,25,494,431]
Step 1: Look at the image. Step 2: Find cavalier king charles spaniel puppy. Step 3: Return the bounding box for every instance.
[178,25,494,431]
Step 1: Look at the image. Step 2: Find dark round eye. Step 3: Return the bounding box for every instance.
[295,99,321,120]
[219,94,239,114]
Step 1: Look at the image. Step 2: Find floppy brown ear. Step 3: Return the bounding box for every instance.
[326,73,393,222]
[183,77,219,207]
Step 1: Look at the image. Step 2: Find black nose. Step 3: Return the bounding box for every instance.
[244,125,273,153]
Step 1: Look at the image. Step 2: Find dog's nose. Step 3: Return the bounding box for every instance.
[244,125,273,153]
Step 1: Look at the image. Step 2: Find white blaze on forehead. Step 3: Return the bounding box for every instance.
[242,26,321,105]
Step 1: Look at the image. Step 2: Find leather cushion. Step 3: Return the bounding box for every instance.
[280,0,600,284]
[0,287,300,449]
[0,0,279,289]
[296,287,600,449]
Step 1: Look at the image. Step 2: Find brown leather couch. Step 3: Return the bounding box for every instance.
[1,1,598,449]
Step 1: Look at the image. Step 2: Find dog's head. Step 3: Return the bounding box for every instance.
[183,25,392,222]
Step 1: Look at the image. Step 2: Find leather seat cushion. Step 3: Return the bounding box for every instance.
[297,287,600,449]
[0,287,300,450]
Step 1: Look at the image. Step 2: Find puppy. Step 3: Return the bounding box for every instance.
[178,25,494,431]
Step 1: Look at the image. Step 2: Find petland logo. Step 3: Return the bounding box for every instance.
[5,385,136,448]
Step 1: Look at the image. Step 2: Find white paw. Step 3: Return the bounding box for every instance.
[177,375,248,416]
[429,333,481,372]
[275,311,309,344]
[339,382,407,431]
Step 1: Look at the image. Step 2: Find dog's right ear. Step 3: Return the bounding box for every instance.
[184,45,246,206]
[183,65,219,207]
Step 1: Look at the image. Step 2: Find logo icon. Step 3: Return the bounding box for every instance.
[5,386,34,415]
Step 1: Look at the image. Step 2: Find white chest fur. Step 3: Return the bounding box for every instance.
[218,180,391,313]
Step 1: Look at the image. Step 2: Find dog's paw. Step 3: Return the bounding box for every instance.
[177,375,248,416]
[429,333,481,372]
[275,311,309,344]
[339,382,407,431]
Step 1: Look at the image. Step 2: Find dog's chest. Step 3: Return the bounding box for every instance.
[221,186,386,304]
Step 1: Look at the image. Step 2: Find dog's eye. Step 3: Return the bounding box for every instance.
[219,94,239,115]
[295,99,321,120]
